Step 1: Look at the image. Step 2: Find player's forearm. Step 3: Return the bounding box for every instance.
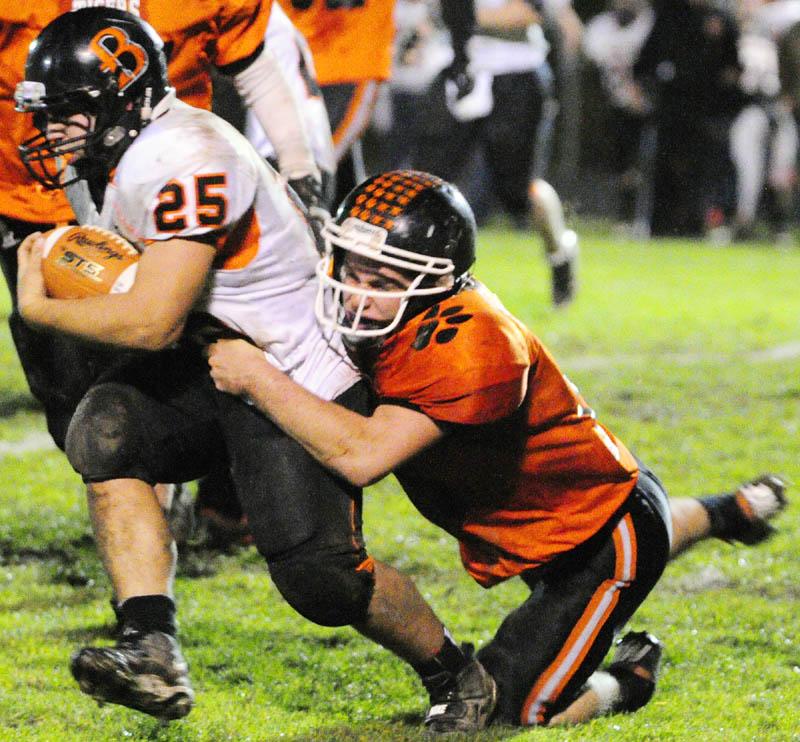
[208,340,388,485]
[20,293,184,350]
[234,48,318,180]
[243,362,389,486]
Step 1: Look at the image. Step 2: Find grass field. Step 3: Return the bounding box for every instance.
[0,221,798,742]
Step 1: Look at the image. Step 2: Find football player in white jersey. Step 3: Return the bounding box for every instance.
[413,0,580,307]
[14,8,495,731]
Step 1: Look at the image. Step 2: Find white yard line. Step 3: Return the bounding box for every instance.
[0,430,56,458]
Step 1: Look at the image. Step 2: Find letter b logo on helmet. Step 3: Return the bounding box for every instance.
[90,27,150,92]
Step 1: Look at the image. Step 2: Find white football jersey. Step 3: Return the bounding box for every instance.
[96,93,357,400]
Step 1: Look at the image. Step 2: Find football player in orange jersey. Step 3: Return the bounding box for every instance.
[277,0,396,205]
[206,170,788,729]
[0,0,321,453]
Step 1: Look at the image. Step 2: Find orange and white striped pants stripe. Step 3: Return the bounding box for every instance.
[520,513,638,725]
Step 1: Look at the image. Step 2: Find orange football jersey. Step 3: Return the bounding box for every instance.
[370,284,639,587]
[0,0,271,224]
[277,0,394,85]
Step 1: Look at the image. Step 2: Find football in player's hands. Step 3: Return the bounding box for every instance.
[40,225,140,299]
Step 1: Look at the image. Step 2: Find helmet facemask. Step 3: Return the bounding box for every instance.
[315,217,456,344]
[15,80,155,190]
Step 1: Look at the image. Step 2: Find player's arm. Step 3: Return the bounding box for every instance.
[17,234,216,351]
[231,46,320,189]
[440,0,476,67]
[207,338,445,487]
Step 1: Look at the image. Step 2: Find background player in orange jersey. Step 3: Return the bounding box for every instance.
[277,0,396,206]
[206,169,788,729]
[0,0,321,453]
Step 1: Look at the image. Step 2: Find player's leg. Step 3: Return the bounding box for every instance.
[548,630,663,726]
[527,60,579,307]
[483,69,578,307]
[477,467,671,726]
[669,474,788,559]
[64,347,222,720]
[529,178,579,306]
[729,104,769,239]
[549,469,788,724]
[217,382,495,733]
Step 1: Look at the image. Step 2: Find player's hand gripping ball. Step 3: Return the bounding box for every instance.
[40,225,140,298]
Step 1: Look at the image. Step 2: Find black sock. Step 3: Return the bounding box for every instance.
[117,594,177,636]
[697,493,742,541]
[413,630,470,681]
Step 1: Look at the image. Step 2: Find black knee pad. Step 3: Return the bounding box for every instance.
[65,382,152,482]
[268,550,375,627]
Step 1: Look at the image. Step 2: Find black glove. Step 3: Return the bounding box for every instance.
[288,174,324,213]
[288,174,331,253]
[442,55,475,103]
[440,0,476,101]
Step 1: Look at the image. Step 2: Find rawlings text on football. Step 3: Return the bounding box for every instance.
[40,225,140,299]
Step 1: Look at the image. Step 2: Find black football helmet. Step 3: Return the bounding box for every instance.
[315,170,476,343]
[14,7,170,189]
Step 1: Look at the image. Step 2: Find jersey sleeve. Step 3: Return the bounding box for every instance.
[111,113,258,246]
[373,294,533,425]
[214,0,272,70]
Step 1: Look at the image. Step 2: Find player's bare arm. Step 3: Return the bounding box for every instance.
[18,235,215,350]
[208,338,444,487]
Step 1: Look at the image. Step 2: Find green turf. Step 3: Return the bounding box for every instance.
[0,222,798,741]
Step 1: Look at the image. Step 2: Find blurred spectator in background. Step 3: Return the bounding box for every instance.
[404,0,580,307]
[729,0,798,241]
[634,0,745,239]
[278,0,396,207]
[582,0,655,228]
[381,0,452,171]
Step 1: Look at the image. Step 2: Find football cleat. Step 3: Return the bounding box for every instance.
[609,631,663,682]
[423,645,498,734]
[702,474,788,546]
[549,229,579,308]
[606,631,663,712]
[70,628,194,721]
[728,474,788,545]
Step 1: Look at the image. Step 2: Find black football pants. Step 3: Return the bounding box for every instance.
[477,461,672,725]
